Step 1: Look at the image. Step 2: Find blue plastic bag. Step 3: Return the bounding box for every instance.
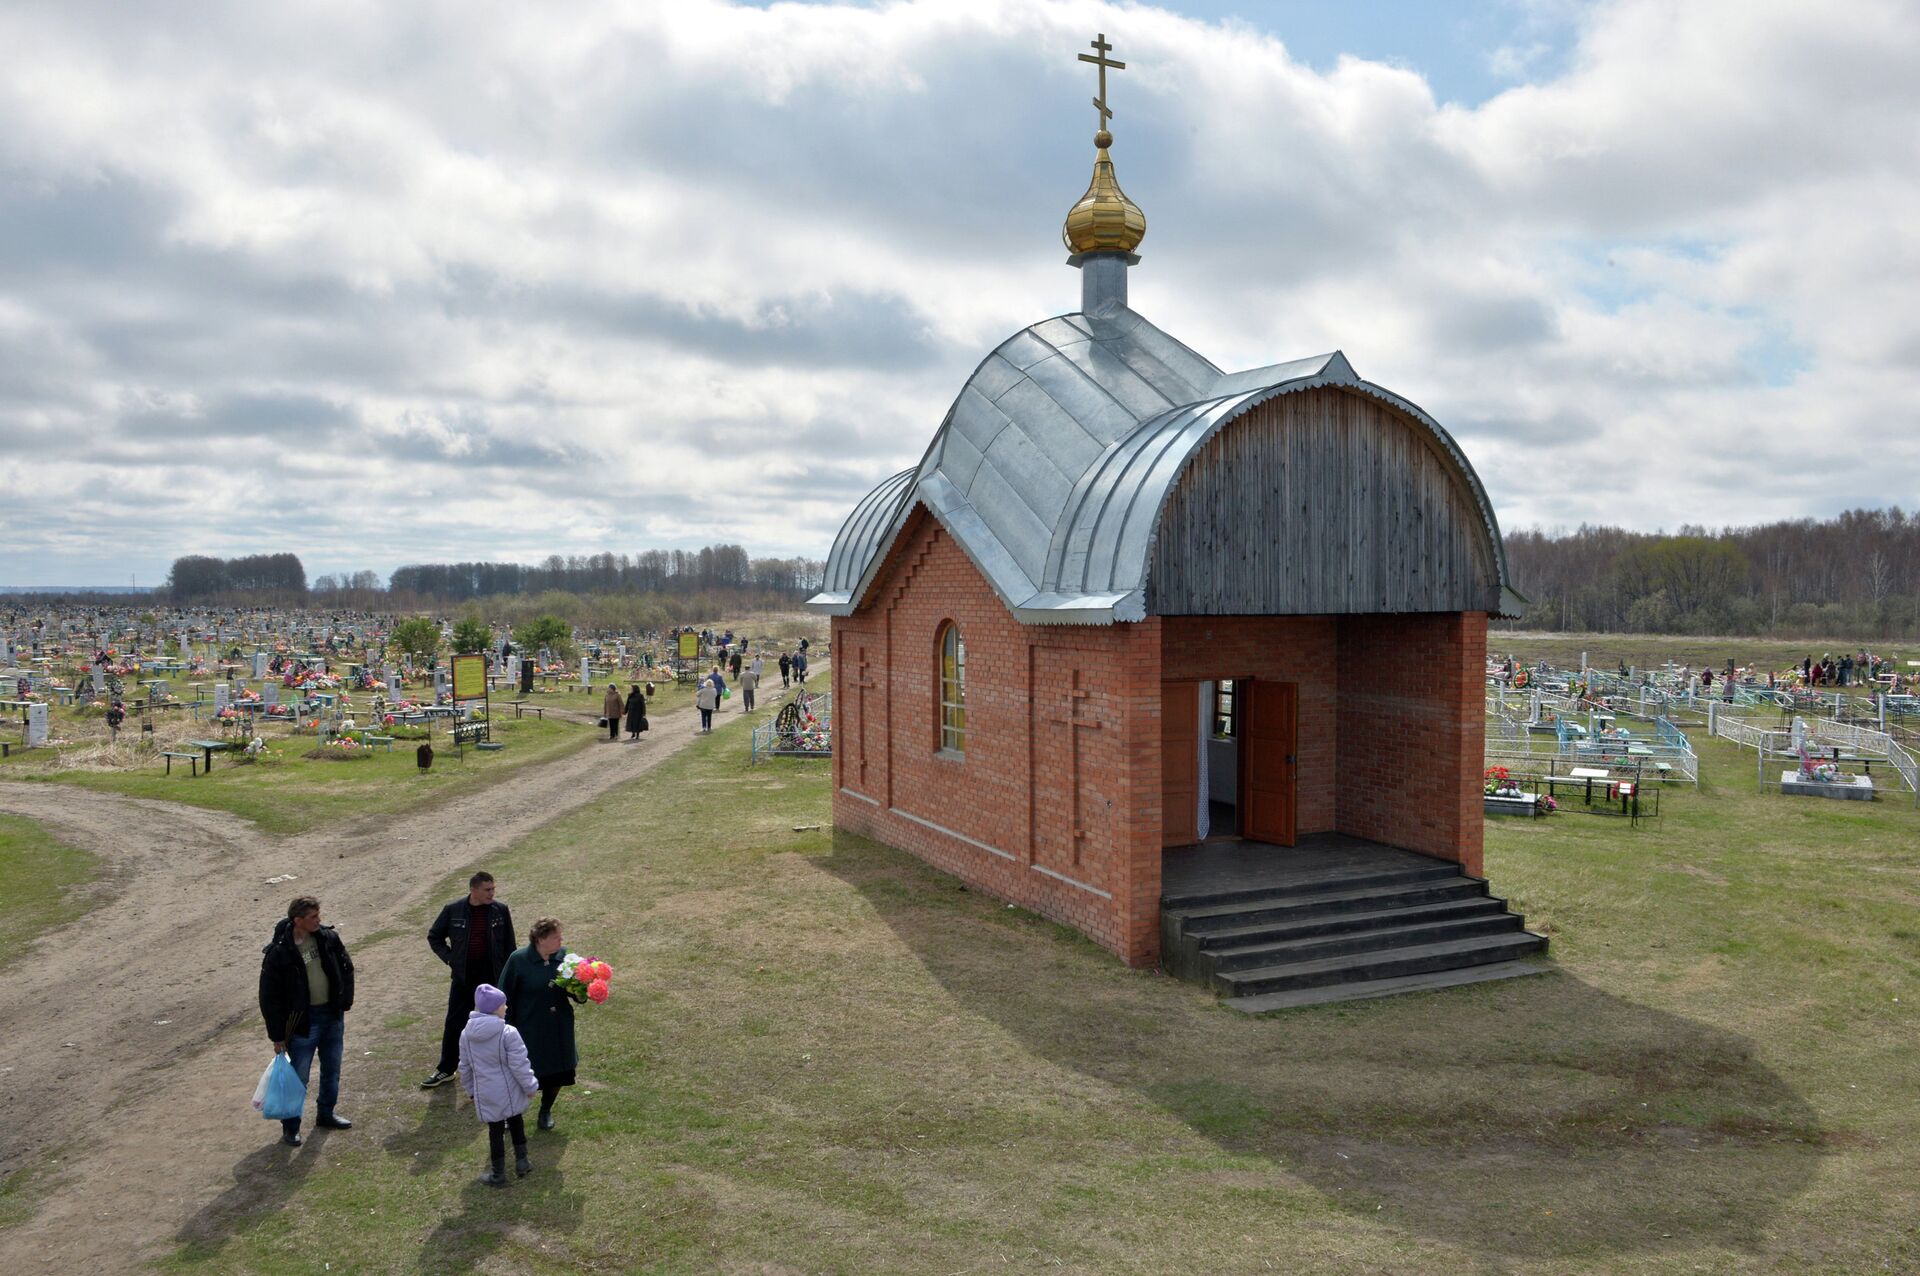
[260,1053,306,1121]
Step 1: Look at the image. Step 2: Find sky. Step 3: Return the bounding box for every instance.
[1,0,1916,587]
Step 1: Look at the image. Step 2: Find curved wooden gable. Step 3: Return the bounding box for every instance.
[1146,386,1500,615]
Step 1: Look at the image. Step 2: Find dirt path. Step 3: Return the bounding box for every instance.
[0,670,822,1270]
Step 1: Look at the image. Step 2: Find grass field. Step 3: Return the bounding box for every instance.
[0,715,592,834]
[0,813,98,970]
[1490,629,1917,677]
[145,714,1917,1272]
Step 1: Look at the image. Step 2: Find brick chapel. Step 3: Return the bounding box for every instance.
[809,37,1528,983]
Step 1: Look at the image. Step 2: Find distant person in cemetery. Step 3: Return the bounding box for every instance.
[695,676,718,731]
[601,683,623,741]
[778,651,791,688]
[624,684,647,739]
[105,699,125,739]
[792,649,808,684]
[499,917,580,1133]
[258,895,356,1147]
[459,982,538,1187]
[1802,655,1813,683]
[730,648,743,681]
[422,871,516,1091]
[739,661,758,713]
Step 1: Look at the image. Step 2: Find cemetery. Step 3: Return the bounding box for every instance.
[3,11,1918,1275]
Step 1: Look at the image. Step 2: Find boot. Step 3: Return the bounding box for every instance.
[537,1100,556,1132]
[514,1143,533,1178]
[477,1155,507,1188]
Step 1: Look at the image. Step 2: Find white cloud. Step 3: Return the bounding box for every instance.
[1,0,1916,585]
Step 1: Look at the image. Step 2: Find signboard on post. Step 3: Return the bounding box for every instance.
[451,654,487,702]
[678,632,700,661]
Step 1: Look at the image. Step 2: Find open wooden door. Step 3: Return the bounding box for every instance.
[1241,680,1297,846]
[1160,681,1199,847]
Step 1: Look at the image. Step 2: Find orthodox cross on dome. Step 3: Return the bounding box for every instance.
[1078,32,1126,139]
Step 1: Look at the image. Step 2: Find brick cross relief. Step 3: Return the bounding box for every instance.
[851,645,878,787]
[1043,670,1102,865]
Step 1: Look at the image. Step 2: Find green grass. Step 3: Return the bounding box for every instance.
[1491,628,1915,675]
[0,813,100,969]
[148,713,1919,1273]
[1,716,593,834]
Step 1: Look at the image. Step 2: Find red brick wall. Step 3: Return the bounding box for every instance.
[833,506,1490,966]
[832,509,1163,965]
[1334,613,1488,875]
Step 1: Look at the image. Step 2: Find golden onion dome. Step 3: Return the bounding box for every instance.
[1062,130,1146,255]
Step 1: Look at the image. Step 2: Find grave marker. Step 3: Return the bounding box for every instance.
[580,657,591,689]
[214,684,230,713]
[263,681,279,707]
[26,703,48,747]
[253,651,269,680]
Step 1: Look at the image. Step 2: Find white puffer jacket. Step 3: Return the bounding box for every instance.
[457,1010,538,1123]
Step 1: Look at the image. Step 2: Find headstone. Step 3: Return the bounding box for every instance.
[579,658,591,689]
[214,684,230,713]
[507,655,520,686]
[92,665,106,693]
[434,667,449,701]
[0,631,11,666]
[263,681,279,707]
[388,671,402,698]
[253,651,269,679]
[26,703,48,747]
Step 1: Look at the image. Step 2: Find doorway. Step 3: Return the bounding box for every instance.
[1160,678,1296,848]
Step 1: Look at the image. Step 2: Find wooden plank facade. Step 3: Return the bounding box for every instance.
[1145,387,1500,616]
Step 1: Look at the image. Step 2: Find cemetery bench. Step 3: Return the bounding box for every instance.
[161,750,202,777]
[183,738,238,773]
[510,701,544,720]
[357,734,396,752]
[1569,766,1612,805]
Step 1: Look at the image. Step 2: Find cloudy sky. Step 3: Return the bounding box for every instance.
[2,0,1916,587]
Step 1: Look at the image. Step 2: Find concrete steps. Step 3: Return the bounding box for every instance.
[1161,856,1548,1007]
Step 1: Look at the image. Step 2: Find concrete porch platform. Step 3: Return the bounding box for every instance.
[1162,832,1458,908]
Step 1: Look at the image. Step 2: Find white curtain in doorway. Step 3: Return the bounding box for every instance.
[1195,682,1211,839]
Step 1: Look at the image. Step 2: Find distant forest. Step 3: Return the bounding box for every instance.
[144,546,826,627]
[1503,508,1920,638]
[48,511,1920,641]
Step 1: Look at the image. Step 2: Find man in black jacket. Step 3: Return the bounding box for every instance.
[258,895,356,1147]
[420,871,515,1089]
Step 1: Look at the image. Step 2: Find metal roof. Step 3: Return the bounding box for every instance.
[809,308,1519,623]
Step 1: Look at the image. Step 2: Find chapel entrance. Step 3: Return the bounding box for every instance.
[1160,678,1296,849]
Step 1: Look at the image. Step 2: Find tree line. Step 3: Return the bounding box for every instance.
[373,546,823,602]
[1503,508,1920,637]
[164,553,308,602]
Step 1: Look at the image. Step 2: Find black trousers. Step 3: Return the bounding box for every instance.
[439,971,487,1072]
[487,1113,527,1160]
[606,717,619,740]
[742,690,755,711]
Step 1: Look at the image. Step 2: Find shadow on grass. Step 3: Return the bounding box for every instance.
[173,1127,337,1258]
[823,831,1827,1264]
[415,1127,584,1274]
[381,1081,465,1175]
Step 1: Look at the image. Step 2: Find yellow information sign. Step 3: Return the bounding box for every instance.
[451,653,488,701]
[678,632,700,660]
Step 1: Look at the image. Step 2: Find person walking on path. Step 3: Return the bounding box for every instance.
[258,895,356,1147]
[421,872,515,1090]
[600,683,622,741]
[739,662,758,713]
[624,684,648,740]
[458,983,538,1186]
[695,677,718,732]
[792,649,808,684]
[498,918,580,1132]
[778,651,791,688]
[729,648,743,682]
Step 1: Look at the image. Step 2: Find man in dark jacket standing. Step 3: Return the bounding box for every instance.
[420,871,515,1089]
[259,895,356,1146]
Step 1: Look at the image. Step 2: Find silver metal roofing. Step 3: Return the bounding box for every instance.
[808,307,1520,623]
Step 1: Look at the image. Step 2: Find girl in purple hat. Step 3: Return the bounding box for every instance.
[457,982,539,1187]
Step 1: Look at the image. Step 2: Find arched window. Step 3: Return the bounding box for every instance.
[938,622,966,755]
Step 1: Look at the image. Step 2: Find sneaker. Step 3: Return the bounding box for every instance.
[420,1069,456,1089]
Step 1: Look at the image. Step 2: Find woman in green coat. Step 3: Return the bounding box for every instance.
[498,916,579,1130]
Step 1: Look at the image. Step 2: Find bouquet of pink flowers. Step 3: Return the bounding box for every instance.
[556,952,613,1005]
